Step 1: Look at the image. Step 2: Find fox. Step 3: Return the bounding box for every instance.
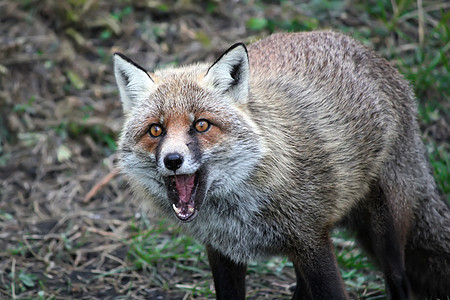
[113,31,450,299]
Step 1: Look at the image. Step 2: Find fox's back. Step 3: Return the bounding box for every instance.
[248,31,416,135]
[245,31,419,219]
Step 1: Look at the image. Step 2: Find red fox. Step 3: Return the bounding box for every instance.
[113,31,450,299]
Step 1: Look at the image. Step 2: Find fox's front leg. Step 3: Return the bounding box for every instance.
[290,234,348,300]
[206,245,247,300]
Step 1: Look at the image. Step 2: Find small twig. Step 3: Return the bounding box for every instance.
[417,0,424,48]
[182,291,191,300]
[398,3,450,24]
[87,226,121,238]
[390,0,398,18]
[83,168,119,203]
[11,258,16,300]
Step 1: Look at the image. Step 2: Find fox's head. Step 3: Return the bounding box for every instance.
[114,44,263,222]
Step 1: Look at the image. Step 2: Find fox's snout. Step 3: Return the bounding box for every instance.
[164,153,184,172]
[158,134,200,176]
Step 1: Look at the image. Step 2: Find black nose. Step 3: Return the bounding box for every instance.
[164,153,184,171]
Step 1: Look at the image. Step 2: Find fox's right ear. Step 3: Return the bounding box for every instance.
[113,53,154,114]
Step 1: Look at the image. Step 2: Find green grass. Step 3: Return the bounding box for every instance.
[333,230,385,298]
[126,218,214,297]
[427,142,450,202]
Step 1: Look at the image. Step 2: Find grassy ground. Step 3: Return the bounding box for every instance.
[0,0,448,299]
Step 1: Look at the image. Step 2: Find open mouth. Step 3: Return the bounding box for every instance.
[166,172,203,222]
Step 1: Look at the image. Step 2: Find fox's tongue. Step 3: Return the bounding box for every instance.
[175,174,195,203]
[171,174,197,221]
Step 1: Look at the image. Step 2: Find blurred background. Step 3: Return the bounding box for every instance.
[0,0,448,299]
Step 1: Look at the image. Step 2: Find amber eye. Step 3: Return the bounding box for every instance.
[149,124,163,137]
[194,119,210,132]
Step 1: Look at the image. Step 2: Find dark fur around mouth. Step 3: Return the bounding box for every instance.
[165,169,206,222]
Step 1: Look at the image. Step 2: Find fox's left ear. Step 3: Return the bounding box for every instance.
[203,43,249,104]
[113,53,155,114]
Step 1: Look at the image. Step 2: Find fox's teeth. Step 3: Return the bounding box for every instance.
[188,207,195,213]
[172,204,181,214]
